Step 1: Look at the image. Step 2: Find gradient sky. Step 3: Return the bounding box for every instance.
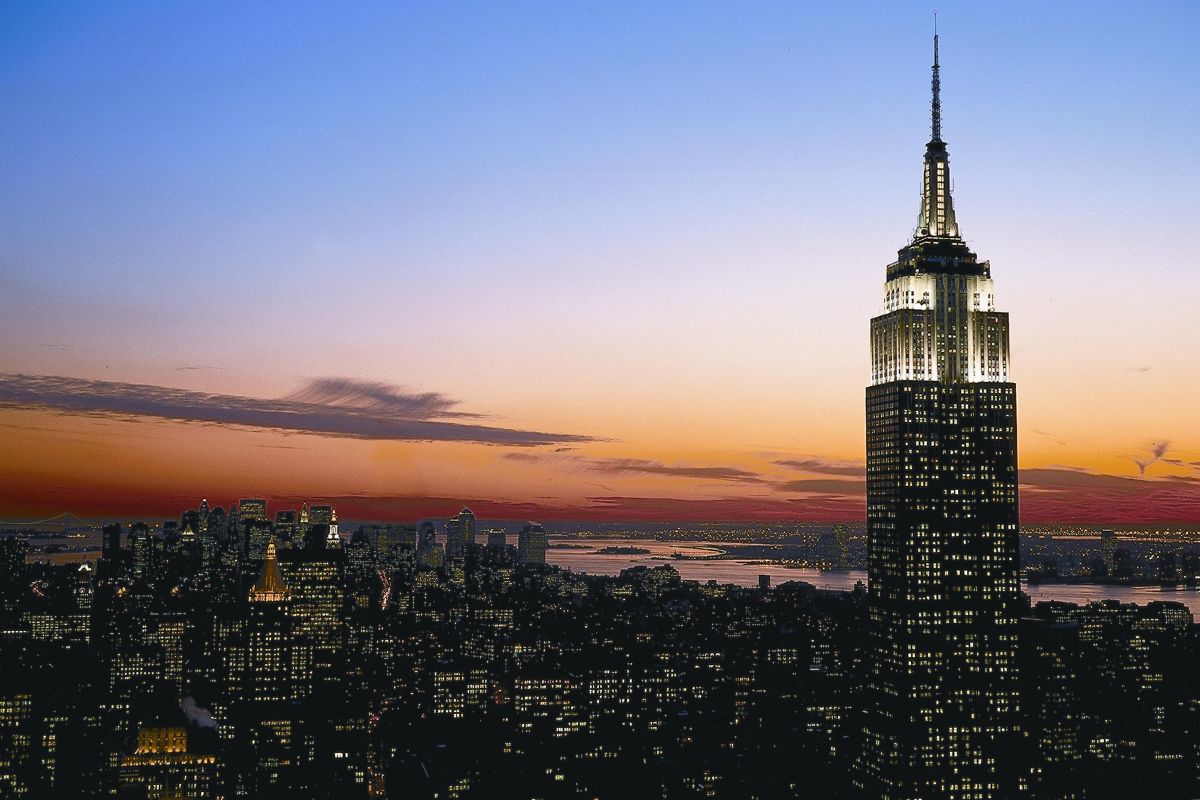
[2,1,1199,523]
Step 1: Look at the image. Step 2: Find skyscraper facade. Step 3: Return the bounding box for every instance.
[238,498,267,522]
[445,507,477,560]
[517,523,547,565]
[857,34,1021,800]
[246,539,291,703]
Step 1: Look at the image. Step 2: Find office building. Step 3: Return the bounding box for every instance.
[517,523,548,566]
[857,34,1021,800]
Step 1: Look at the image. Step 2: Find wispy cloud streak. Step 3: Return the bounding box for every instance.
[773,458,864,476]
[0,373,592,446]
[776,479,866,495]
[585,458,769,484]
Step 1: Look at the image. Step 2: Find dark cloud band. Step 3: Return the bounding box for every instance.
[773,458,865,477]
[776,479,866,495]
[0,373,593,446]
[584,458,769,484]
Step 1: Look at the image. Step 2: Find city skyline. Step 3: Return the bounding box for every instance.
[6,9,1200,798]
[3,2,1200,523]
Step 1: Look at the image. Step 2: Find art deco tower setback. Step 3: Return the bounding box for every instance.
[857,34,1021,800]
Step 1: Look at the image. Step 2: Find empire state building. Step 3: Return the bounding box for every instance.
[856,34,1021,800]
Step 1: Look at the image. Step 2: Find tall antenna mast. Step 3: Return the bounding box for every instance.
[931,13,942,142]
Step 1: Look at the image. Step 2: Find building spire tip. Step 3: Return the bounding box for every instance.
[930,19,942,142]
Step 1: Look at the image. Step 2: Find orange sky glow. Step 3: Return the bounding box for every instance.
[2,6,1198,525]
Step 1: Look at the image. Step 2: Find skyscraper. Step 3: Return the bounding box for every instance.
[417,520,443,568]
[274,510,298,545]
[445,517,464,560]
[246,539,292,703]
[119,726,217,800]
[517,523,547,565]
[101,522,123,578]
[308,505,334,527]
[238,498,268,522]
[445,506,477,560]
[857,33,1021,800]
[278,547,345,697]
[486,528,508,550]
[446,506,477,563]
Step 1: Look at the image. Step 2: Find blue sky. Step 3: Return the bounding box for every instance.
[1,1,1198,521]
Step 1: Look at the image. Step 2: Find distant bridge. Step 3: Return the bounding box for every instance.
[0,512,104,534]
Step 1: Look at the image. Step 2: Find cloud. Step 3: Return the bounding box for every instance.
[501,452,544,463]
[581,495,861,522]
[1031,429,1068,446]
[1020,468,1150,491]
[776,479,866,495]
[1133,440,1169,476]
[584,458,768,484]
[313,470,1194,525]
[773,458,864,476]
[1017,467,1200,524]
[508,453,870,492]
[284,377,478,419]
[0,373,593,446]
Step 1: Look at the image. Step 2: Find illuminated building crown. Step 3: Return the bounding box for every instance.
[870,31,1011,387]
[249,538,289,602]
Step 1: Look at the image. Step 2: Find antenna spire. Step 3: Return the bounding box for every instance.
[915,19,958,240]
[931,16,942,142]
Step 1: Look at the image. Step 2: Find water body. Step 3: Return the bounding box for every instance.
[547,537,863,591]
[547,537,1200,617]
[24,533,1200,617]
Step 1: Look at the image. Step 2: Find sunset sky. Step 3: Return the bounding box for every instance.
[2,2,1198,523]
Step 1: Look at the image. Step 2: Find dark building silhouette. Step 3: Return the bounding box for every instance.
[517,523,547,565]
[101,523,123,578]
[1020,618,1083,799]
[857,33,1021,800]
[416,520,443,569]
[445,507,476,561]
[274,509,298,545]
[238,498,267,522]
[243,518,272,561]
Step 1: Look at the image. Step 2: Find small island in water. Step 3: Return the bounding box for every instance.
[595,545,651,555]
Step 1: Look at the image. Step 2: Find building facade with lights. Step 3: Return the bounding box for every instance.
[856,34,1021,800]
